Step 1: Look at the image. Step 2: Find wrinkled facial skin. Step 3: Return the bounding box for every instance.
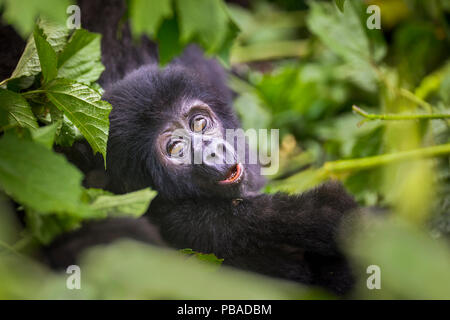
[157,99,245,195]
[104,65,265,200]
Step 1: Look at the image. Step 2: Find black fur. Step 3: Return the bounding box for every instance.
[148,183,358,293]
[45,218,165,269]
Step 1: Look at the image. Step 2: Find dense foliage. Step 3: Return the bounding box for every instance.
[0,0,449,299]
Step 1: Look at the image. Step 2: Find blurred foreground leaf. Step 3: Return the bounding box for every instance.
[129,0,172,37]
[0,240,329,299]
[0,0,71,37]
[0,134,84,215]
[85,188,157,218]
[345,218,450,299]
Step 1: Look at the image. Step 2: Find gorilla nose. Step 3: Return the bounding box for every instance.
[192,135,236,166]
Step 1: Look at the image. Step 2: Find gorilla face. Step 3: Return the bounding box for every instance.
[104,65,264,199]
[155,98,247,198]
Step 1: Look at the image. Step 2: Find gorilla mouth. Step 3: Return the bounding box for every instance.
[219,163,244,185]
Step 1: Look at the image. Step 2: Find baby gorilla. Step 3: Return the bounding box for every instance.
[99,51,359,295]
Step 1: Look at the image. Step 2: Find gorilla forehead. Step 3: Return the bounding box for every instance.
[103,65,237,132]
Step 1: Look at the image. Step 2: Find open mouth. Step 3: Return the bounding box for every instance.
[218,163,244,185]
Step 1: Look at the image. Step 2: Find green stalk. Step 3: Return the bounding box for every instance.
[353,105,450,121]
[324,143,450,174]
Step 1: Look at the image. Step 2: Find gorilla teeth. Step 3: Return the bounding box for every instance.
[219,163,243,185]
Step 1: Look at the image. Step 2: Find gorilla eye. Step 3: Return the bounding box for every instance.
[167,141,184,157]
[190,116,208,133]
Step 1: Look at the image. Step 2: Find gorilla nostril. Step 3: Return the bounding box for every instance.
[211,153,216,157]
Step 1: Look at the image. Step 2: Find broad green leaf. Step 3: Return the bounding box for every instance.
[345,219,450,299]
[0,88,38,129]
[175,0,229,52]
[264,168,328,194]
[156,17,185,65]
[307,1,372,64]
[33,27,57,84]
[335,0,345,12]
[86,188,157,218]
[1,0,70,37]
[57,29,105,84]
[36,19,70,53]
[10,38,41,81]
[11,19,69,81]
[0,134,84,215]
[45,79,112,160]
[216,20,240,67]
[129,0,173,37]
[306,0,386,90]
[54,116,77,147]
[49,104,77,147]
[79,241,324,299]
[25,209,81,245]
[30,121,59,149]
[0,240,327,299]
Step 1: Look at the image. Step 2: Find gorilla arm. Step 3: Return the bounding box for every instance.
[148,182,358,258]
[147,182,359,293]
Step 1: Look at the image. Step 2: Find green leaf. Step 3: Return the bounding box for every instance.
[86,188,157,218]
[306,0,386,90]
[216,20,240,67]
[345,219,450,299]
[49,104,77,147]
[57,29,105,84]
[308,1,371,64]
[45,79,112,161]
[0,240,328,299]
[0,134,84,215]
[264,168,328,194]
[25,209,81,245]
[33,27,57,84]
[180,248,224,266]
[79,241,323,299]
[0,88,38,129]
[156,17,185,65]
[11,19,69,81]
[129,0,173,37]
[1,0,71,37]
[30,121,59,149]
[335,0,345,12]
[54,116,77,147]
[175,0,229,52]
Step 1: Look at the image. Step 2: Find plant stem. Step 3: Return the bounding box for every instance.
[352,105,450,121]
[21,89,46,97]
[0,240,21,257]
[398,88,433,112]
[369,62,434,112]
[0,78,11,87]
[323,143,450,174]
